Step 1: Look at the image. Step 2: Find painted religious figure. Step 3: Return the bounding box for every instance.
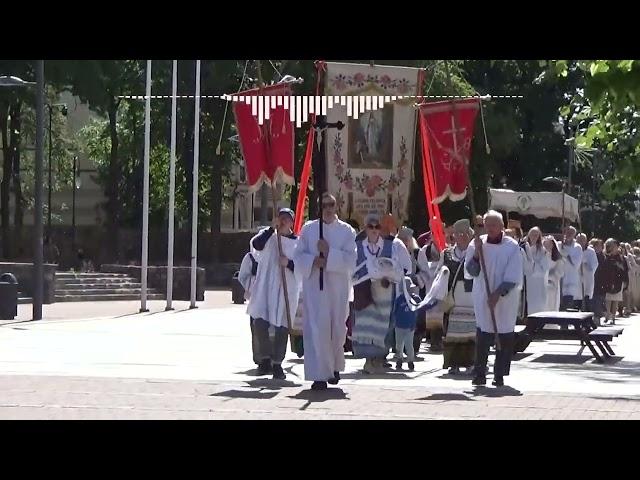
[349,107,394,169]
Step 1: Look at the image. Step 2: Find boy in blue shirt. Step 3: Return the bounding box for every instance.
[394,278,423,371]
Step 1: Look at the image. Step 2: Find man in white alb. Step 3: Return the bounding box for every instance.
[294,193,357,391]
[465,210,523,387]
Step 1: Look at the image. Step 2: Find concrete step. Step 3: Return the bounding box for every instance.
[55,282,142,290]
[56,288,159,295]
[55,293,165,302]
[55,273,131,279]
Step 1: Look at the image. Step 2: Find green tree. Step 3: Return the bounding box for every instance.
[545,60,640,239]
[0,60,77,258]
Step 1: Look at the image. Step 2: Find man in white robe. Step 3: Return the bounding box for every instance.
[465,210,523,387]
[294,193,357,391]
[248,208,301,380]
[560,226,583,311]
[576,233,598,311]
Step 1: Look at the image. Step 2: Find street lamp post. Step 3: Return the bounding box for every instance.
[543,176,568,231]
[34,62,45,321]
[0,70,44,320]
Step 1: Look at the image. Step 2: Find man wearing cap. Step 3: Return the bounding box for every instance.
[248,208,301,380]
[294,193,357,391]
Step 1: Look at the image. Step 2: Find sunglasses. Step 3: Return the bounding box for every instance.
[367,224,381,230]
[322,202,336,208]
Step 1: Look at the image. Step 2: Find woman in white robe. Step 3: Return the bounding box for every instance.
[544,236,565,312]
[560,227,583,309]
[416,241,445,351]
[523,227,550,315]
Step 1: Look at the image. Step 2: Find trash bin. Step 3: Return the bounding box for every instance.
[0,272,18,320]
[231,271,245,305]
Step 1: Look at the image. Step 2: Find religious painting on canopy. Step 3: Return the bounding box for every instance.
[324,62,421,226]
[348,107,394,169]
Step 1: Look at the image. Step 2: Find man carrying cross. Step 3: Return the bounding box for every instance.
[294,193,357,391]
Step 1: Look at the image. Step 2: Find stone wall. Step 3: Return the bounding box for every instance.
[0,262,57,304]
[6,226,256,268]
[101,264,205,301]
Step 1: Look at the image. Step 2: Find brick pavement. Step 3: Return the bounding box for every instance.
[1,374,640,419]
[1,295,640,419]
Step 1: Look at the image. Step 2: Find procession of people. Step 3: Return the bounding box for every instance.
[239,196,640,390]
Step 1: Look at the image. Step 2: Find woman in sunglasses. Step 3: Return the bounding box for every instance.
[351,213,412,374]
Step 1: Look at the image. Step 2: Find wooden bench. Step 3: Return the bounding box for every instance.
[515,311,613,362]
[588,327,624,356]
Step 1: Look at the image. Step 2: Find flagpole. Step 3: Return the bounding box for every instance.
[166,60,177,311]
[190,59,201,309]
[140,60,151,313]
[255,60,293,332]
[443,60,501,350]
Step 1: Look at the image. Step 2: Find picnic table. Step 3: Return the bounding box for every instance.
[514,311,624,363]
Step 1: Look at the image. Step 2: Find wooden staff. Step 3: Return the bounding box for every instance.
[443,61,501,350]
[256,60,292,332]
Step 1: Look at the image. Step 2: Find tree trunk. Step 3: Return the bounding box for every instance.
[107,98,121,262]
[210,150,222,236]
[11,102,23,233]
[181,102,195,236]
[0,101,11,259]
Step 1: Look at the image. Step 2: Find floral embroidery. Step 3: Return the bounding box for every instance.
[329,72,417,93]
[331,133,410,212]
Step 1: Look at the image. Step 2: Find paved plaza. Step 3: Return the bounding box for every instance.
[1,291,639,419]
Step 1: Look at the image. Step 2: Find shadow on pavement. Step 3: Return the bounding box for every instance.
[339,371,411,380]
[0,319,34,327]
[245,379,302,390]
[535,358,640,384]
[466,385,523,397]
[210,389,279,400]
[532,354,591,364]
[512,352,534,361]
[417,393,475,401]
[234,368,265,377]
[288,388,349,410]
[436,372,475,381]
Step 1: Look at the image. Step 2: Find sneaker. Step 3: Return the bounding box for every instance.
[472,375,487,386]
[395,361,402,370]
[272,364,286,380]
[328,371,340,385]
[492,376,504,387]
[448,367,460,375]
[408,362,415,371]
[311,381,327,391]
[257,359,272,375]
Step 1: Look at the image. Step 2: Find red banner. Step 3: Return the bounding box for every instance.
[418,99,479,204]
[232,83,295,192]
[418,114,446,250]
